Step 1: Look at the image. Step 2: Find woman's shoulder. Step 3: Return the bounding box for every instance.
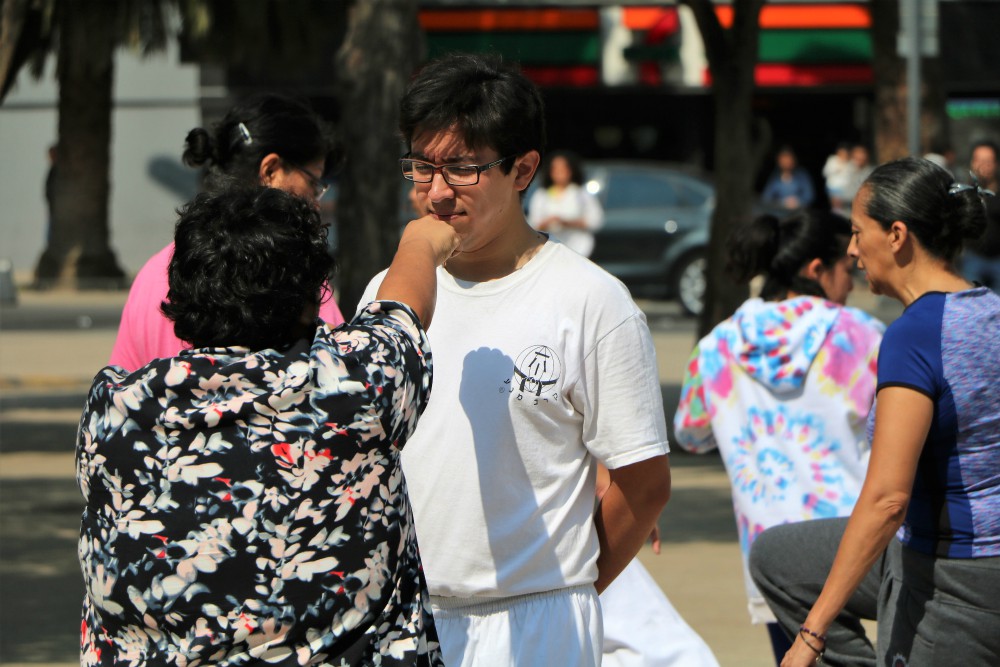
[939,287,1000,337]
[880,293,948,352]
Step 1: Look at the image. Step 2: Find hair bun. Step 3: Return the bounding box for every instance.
[725,214,781,284]
[949,187,990,242]
[182,128,215,168]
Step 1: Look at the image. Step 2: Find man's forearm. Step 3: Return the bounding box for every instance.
[593,455,671,593]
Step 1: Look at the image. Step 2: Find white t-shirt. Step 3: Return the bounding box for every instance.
[360,240,669,599]
[527,184,604,257]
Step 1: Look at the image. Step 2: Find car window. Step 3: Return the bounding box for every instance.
[670,177,711,207]
[604,170,679,210]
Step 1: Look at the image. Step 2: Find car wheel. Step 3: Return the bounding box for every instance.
[674,253,706,316]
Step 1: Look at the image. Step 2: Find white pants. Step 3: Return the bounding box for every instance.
[600,559,720,667]
[430,584,603,667]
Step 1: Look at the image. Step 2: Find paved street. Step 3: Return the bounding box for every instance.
[0,286,895,666]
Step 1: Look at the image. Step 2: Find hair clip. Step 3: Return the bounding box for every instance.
[237,122,253,146]
[949,182,996,198]
[950,170,995,198]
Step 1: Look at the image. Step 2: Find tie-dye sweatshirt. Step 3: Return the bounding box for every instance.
[673,296,884,623]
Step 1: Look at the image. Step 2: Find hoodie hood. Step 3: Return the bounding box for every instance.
[730,296,841,393]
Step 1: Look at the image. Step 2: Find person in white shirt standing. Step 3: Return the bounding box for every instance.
[528,150,604,257]
[359,52,672,667]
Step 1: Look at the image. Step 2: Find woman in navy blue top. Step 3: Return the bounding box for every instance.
[763,158,1000,667]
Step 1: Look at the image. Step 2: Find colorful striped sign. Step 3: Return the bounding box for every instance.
[419,4,874,88]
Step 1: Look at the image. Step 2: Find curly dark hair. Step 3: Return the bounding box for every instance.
[162,186,334,351]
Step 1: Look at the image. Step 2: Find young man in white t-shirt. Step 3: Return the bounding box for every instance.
[359,53,672,667]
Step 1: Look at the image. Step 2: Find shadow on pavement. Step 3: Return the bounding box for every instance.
[1,420,79,455]
[659,381,740,544]
[0,478,83,663]
[657,460,738,544]
[0,391,89,412]
[1,390,85,455]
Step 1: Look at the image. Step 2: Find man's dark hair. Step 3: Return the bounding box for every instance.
[162,186,334,351]
[399,53,546,175]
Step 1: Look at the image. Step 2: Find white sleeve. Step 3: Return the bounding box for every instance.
[574,312,670,469]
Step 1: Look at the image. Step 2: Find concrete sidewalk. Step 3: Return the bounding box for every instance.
[0,287,890,666]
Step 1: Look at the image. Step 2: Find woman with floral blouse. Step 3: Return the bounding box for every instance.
[77,186,458,666]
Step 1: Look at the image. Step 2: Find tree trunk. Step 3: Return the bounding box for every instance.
[871,0,948,163]
[35,0,124,288]
[920,52,948,159]
[703,84,755,334]
[682,0,765,338]
[871,1,906,162]
[333,0,421,313]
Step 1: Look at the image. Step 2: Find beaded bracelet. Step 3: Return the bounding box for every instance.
[799,625,827,643]
[798,629,825,662]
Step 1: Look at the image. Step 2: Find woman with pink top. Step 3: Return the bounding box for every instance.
[109,94,345,371]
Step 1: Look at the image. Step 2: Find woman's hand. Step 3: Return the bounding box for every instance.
[781,634,824,666]
[376,216,460,327]
[398,214,461,266]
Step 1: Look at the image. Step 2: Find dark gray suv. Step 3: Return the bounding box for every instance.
[579,161,713,316]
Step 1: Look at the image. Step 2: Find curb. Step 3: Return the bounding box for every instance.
[0,376,94,392]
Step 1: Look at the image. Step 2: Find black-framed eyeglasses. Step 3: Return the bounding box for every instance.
[289,164,330,201]
[400,155,514,186]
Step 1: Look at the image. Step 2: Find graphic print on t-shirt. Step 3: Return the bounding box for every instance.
[503,344,563,402]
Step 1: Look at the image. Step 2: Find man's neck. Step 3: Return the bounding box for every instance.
[444,220,547,283]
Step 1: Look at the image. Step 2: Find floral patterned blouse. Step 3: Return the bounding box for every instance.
[77,301,444,666]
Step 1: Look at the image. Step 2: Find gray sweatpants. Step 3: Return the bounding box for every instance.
[749,517,1000,667]
[748,518,882,667]
[881,539,1000,665]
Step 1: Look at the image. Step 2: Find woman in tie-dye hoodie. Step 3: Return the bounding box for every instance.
[673,210,884,663]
